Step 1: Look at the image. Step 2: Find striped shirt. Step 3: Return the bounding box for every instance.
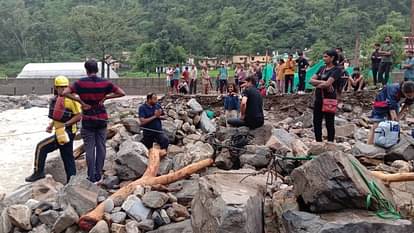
[69,75,119,129]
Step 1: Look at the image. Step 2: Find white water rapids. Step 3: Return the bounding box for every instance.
[0,107,50,193]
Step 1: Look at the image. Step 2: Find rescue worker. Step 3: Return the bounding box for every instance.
[25,76,82,183]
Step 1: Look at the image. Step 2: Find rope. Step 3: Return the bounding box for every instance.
[349,158,401,220]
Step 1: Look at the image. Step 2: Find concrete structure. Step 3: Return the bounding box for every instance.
[16,62,119,79]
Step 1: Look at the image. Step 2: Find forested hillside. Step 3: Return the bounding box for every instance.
[0,0,411,75]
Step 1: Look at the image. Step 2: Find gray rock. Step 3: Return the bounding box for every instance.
[64,225,79,233]
[249,124,273,145]
[58,176,99,216]
[25,199,40,210]
[167,110,178,119]
[351,141,386,159]
[5,175,63,205]
[160,209,171,224]
[111,223,126,233]
[7,204,32,230]
[31,224,50,233]
[272,186,298,232]
[193,115,201,126]
[173,142,214,170]
[147,219,192,233]
[335,123,357,138]
[137,219,154,231]
[115,140,148,180]
[121,195,150,221]
[169,179,199,206]
[125,220,141,233]
[163,120,178,142]
[282,209,414,233]
[386,135,414,162]
[90,220,109,233]
[104,199,115,213]
[38,210,59,226]
[291,152,394,213]
[0,208,12,233]
[52,205,79,233]
[183,134,201,145]
[354,128,369,142]
[182,122,192,133]
[191,169,267,233]
[240,145,271,168]
[102,176,120,190]
[166,203,190,221]
[122,118,141,134]
[266,128,297,152]
[199,111,216,133]
[111,212,127,224]
[142,191,169,209]
[214,149,234,170]
[158,158,173,175]
[167,145,184,156]
[186,99,203,113]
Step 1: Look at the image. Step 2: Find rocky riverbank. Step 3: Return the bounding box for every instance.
[1,92,414,233]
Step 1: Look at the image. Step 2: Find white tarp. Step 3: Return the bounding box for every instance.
[17,62,119,79]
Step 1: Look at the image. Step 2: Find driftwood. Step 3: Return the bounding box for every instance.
[78,147,214,231]
[371,171,414,183]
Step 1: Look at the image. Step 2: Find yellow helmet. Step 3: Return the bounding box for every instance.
[54,76,69,87]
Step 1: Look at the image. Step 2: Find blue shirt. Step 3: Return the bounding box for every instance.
[138,103,163,135]
[404,57,414,81]
[223,95,240,111]
[374,83,414,112]
[219,67,228,80]
[173,68,180,80]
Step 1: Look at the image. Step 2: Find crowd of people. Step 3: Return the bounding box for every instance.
[24,35,414,184]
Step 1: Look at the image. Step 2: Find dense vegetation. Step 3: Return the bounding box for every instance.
[0,0,411,76]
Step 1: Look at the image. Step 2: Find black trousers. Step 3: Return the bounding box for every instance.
[219,80,228,94]
[34,130,76,182]
[298,72,306,91]
[141,133,169,150]
[378,62,392,85]
[372,64,380,85]
[285,74,294,93]
[227,118,264,129]
[313,102,335,142]
[189,79,197,94]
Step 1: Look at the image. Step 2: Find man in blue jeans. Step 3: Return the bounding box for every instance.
[139,93,169,156]
[63,60,125,183]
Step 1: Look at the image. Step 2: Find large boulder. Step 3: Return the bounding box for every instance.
[334,123,357,138]
[266,128,297,153]
[115,140,148,180]
[52,205,79,233]
[168,178,199,206]
[58,176,100,216]
[142,191,169,209]
[385,135,414,162]
[5,175,63,205]
[191,169,267,233]
[282,209,414,233]
[173,142,214,170]
[121,118,141,134]
[351,141,386,159]
[291,152,394,213]
[389,181,414,219]
[163,120,179,143]
[45,155,87,185]
[240,145,271,168]
[0,206,12,233]
[249,124,273,145]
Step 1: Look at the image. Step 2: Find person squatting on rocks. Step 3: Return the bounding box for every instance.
[139,93,169,155]
[227,76,264,129]
[26,76,82,183]
[345,67,366,92]
[367,81,414,144]
[63,60,126,183]
[310,49,341,142]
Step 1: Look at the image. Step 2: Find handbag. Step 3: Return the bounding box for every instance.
[321,88,338,113]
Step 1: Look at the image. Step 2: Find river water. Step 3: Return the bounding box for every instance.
[0,107,50,194]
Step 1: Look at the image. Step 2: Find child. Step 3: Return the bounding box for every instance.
[258,79,267,97]
[346,67,366,92]
[367,81,414,144]
[178,80,189,95]
[223,83,240,124]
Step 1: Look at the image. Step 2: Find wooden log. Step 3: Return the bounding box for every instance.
[78,146,213,231]
[371,171,414,183]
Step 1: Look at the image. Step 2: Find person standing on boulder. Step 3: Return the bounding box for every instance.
[227,76,264,129]
[139,93,169,155]
[310,50,341,142]
[63,60,125,183]
[26,76,81,183]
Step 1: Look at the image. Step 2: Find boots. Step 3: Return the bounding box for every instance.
[25,171,45,182]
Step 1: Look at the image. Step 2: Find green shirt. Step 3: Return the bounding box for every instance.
[380,43,394,63]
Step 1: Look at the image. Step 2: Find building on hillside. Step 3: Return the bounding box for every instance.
[16,62,119,79]
[198,57,231,68]
[232,55,272,66]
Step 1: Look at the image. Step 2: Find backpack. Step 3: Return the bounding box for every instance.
[374,121,400,148]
